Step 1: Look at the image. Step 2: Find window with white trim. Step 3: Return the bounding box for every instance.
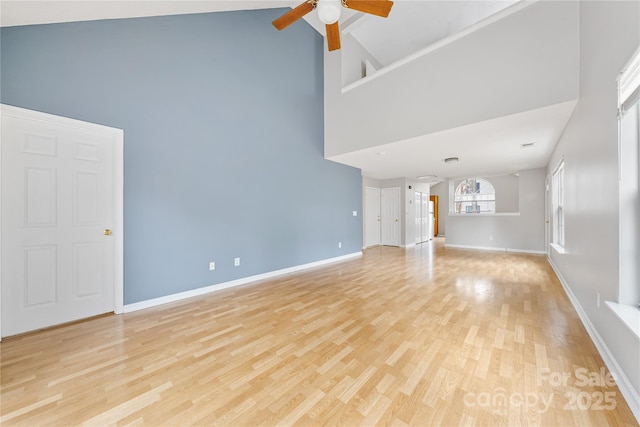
[618,45,640,310]
[453,178,496,214]
[552,161,565,247]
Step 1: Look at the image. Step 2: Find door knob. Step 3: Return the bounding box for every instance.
[104,229,112,236]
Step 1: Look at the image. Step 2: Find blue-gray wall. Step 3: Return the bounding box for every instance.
[1,9,362,304]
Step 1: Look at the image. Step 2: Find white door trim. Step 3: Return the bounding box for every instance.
[0,104,124,339]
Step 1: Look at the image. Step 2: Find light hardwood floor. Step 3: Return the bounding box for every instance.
[1,240,638,426]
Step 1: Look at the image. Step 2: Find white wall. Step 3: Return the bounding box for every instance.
[546,0,640,412]
[491,174,519,213]
[342,33,382,87]
[446,168,545,252]
[363,176,382,189]
[324,1,579,157]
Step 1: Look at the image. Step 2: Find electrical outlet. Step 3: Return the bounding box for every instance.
[596,292,601,308]
[209,261,216,271]
[352,211,358,216]
[338,242,342,248]
[234,257,240,267]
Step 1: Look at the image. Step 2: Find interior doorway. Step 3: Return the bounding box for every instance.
[430,195,439,236]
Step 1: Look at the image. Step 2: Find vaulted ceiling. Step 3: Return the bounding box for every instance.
[1,0,517,64]
[1,0,578,182]
[343,0,518,67]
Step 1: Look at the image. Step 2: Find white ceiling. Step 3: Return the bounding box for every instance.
[345,0,518,67]
[0,1,291,27]
[1,0,573,182]
[328,100,577,182]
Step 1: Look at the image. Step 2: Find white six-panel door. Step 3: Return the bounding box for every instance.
[415,191,422,244]
[381,187,400,246]
[1,105,123,337]
[414,192,431,244]
[422,194,430,242]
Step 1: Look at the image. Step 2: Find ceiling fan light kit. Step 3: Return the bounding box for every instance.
[317,0,342,24]
[272,0,394,52]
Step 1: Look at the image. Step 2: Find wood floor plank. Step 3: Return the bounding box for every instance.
[1,240,638,426]
[81,381,173,426]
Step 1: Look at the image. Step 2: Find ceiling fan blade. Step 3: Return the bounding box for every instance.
[343,0,393,18]
[272,1,316,30]
[326,22,341,51]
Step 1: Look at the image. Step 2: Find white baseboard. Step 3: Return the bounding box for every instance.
[123,252,362,313]
[444,244,546,255]
[548,258,640,424]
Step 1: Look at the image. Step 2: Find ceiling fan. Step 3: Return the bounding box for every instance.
[272,0,394,52]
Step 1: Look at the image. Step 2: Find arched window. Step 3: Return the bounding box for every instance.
[454,178,496,213]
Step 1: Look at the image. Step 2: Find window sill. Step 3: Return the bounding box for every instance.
[606,301,640,340]
[448,212,520,217]
[550,243,566,254]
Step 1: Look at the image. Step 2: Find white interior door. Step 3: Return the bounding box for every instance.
[364,186,381,247]
[421,194,429,242]
[415,192,421,243]
[415,192,431,244]
[1,105,123,337]
[428,200,434,240]
[381,187,400,246]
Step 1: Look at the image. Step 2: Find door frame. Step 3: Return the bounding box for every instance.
[430,195,438,237]
[0,104,124,339]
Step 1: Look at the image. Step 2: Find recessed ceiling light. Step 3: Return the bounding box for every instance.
[521,142,536,148]
[417,175,436,180]
[376,151,387,155]
[444,157,459,163]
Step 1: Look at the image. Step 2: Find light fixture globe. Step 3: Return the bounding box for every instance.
[317,0,341,24]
